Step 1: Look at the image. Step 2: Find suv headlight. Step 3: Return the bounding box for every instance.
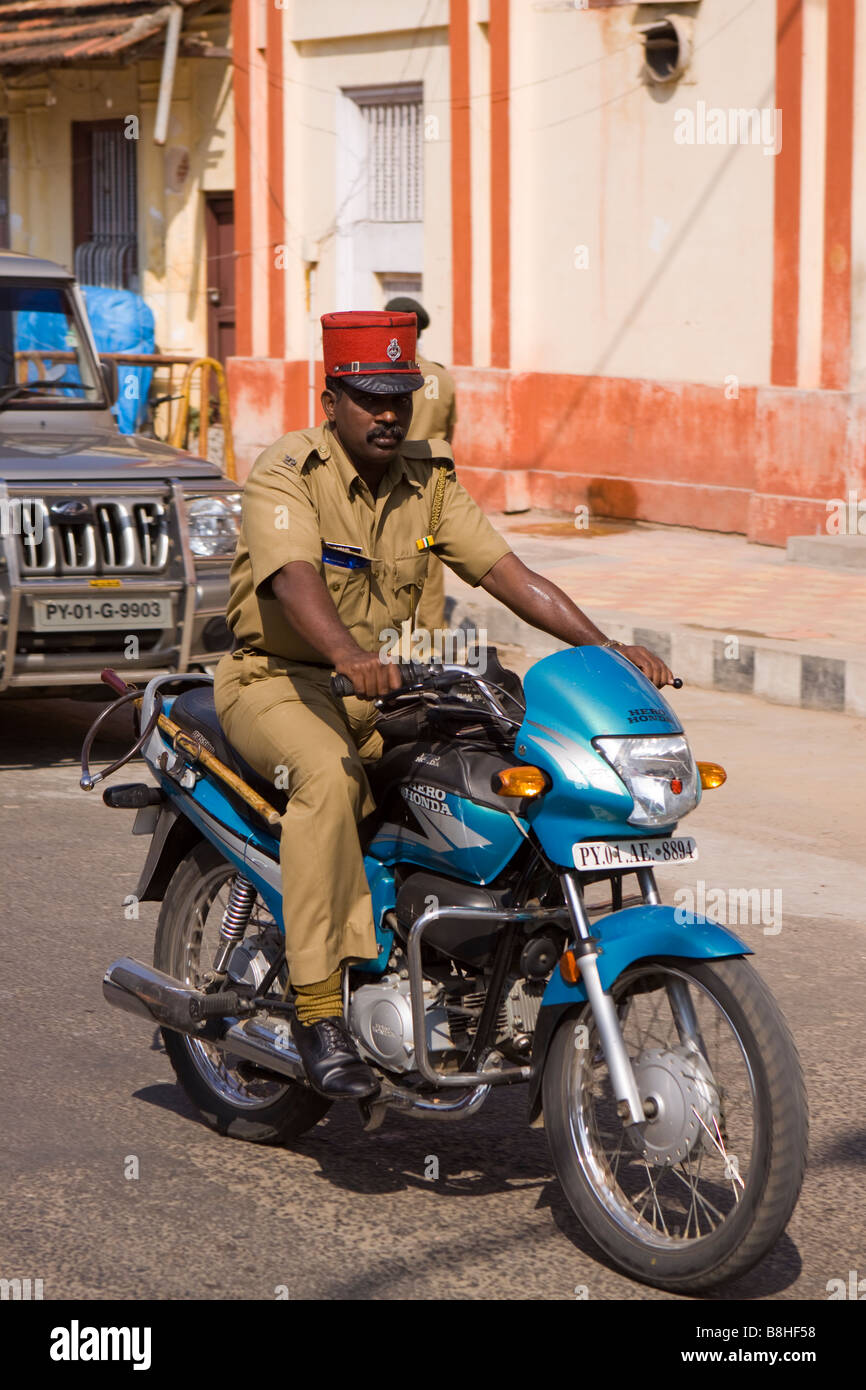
[186,493,242,558]
[594,734,699,828]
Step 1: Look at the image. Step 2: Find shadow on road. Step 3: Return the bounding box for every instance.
[0,695,136,770]
[808,1128,866,1169]
[134,1081,206,1128]
[133,1061,805,1299]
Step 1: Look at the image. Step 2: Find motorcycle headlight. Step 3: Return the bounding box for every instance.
[594,734,699,828]
[185,493,242,558]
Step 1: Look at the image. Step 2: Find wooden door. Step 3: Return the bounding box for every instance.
[204,194,235,364]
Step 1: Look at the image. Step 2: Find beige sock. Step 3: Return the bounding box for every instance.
[293,967,343,1026]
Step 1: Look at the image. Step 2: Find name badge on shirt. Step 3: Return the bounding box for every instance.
[321,540,370,570]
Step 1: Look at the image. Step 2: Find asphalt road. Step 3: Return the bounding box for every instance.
[0,684,863,1302]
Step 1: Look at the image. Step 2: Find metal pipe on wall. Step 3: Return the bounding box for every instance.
[154,4,184,147]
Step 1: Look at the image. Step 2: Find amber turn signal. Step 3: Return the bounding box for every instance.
[559,950,581,985]
[697,761,727,789]
[492,766,549,798]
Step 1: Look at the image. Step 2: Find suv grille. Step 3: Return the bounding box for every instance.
[17,500,169,575]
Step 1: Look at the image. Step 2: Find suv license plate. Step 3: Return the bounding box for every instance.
[32,597,171,631]
[573,836,698,871]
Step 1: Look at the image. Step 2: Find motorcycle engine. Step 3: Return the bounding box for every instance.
[349,975,452,1072]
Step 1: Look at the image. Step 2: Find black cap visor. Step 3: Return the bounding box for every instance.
[335,371,425,394]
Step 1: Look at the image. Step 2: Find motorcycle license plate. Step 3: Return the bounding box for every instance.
[32,597,171,631]
[573,836,698,871]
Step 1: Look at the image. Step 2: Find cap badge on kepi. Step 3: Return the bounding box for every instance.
[386,338,401,362]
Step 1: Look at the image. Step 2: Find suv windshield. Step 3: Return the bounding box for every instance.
[0,282,102,408]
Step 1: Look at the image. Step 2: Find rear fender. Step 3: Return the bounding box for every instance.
[135,799,202,902]
[527,904,750,1122]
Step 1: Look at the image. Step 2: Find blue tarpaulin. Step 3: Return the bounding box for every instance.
[82,286,155,435]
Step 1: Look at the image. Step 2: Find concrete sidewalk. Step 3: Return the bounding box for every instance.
[444,512,866,716]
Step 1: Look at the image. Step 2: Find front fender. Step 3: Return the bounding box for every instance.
[541,904,751,1007]
[526,905,750,1123]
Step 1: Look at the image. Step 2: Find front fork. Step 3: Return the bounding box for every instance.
[561,871,648,1126]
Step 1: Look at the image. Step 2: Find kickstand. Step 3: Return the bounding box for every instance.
[358,1097,388,1132]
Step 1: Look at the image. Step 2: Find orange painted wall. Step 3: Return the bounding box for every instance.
[228,358,865,546]
[771,0,802,387]
[821,0,856,389]
[449,0,473,366]
[227,357,324,475]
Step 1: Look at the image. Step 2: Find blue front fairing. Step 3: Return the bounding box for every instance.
[517,647,697,866]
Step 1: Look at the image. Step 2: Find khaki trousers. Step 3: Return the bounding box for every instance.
[213,647,383,987]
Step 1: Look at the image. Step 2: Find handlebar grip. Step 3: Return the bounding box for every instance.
[330,661,428,700]
[101,667,136,696]
[330,672,355,697]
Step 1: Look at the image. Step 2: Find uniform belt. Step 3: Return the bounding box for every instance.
[240,645,333,669]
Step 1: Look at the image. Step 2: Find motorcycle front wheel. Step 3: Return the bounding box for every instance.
[154,839,330,1144]
[542,957,807,1292]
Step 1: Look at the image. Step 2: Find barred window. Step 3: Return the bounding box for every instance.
[72,120,138,291]
[349,84,423,223]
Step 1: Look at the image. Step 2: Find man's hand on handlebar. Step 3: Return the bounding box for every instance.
[332,646,406,700]
[608,642,676,690]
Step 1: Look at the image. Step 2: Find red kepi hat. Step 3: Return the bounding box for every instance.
[321,310,425,394]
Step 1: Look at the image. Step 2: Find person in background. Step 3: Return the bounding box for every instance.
[384,296,454,635]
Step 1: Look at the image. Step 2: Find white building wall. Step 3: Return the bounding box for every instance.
[280,0,452,366]
[469,6,491,369]
[797,0,828,391]
[509,1,777,385]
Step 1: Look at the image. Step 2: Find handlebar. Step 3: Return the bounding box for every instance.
[330,664,684,699]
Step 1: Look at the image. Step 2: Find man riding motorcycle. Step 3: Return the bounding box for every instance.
[213,309,673,1101]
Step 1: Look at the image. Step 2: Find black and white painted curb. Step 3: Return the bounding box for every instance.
[446,591,866,718]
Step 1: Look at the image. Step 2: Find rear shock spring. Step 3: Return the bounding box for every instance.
[212,875,257,976]
[220,875,257,941]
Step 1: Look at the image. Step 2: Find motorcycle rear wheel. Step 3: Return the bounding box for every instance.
[154,839,331,1143]
[542,957,807,1292]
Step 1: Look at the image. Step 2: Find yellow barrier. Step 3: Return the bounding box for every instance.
[170,356,237,481]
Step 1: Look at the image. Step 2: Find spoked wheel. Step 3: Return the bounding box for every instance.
[154,839,330,1143]
[542,957,807,1292]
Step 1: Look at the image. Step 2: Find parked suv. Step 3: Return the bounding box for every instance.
[0,251,236,698]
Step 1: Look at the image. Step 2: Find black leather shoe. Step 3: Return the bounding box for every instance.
[290,1016,380,1100]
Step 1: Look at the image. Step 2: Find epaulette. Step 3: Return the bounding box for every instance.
[400,438,454,467]
[260,429,325,474]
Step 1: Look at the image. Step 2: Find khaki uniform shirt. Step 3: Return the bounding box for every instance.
[226,421,510,663]
[408,356,457,442]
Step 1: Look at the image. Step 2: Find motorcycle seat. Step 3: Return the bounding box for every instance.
[169,685,288,816]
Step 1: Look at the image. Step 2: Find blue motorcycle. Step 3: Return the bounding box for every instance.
[85,646,807,1293]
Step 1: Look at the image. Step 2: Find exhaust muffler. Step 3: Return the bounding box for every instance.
[102,957,306,1083]
[103,957,211,1030]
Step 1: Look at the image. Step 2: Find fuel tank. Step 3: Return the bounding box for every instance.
[365,739,528,884]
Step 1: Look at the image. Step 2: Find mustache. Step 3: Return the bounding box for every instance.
[367,424,404,443]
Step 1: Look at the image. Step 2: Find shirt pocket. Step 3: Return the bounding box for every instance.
[323,562,370,618]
